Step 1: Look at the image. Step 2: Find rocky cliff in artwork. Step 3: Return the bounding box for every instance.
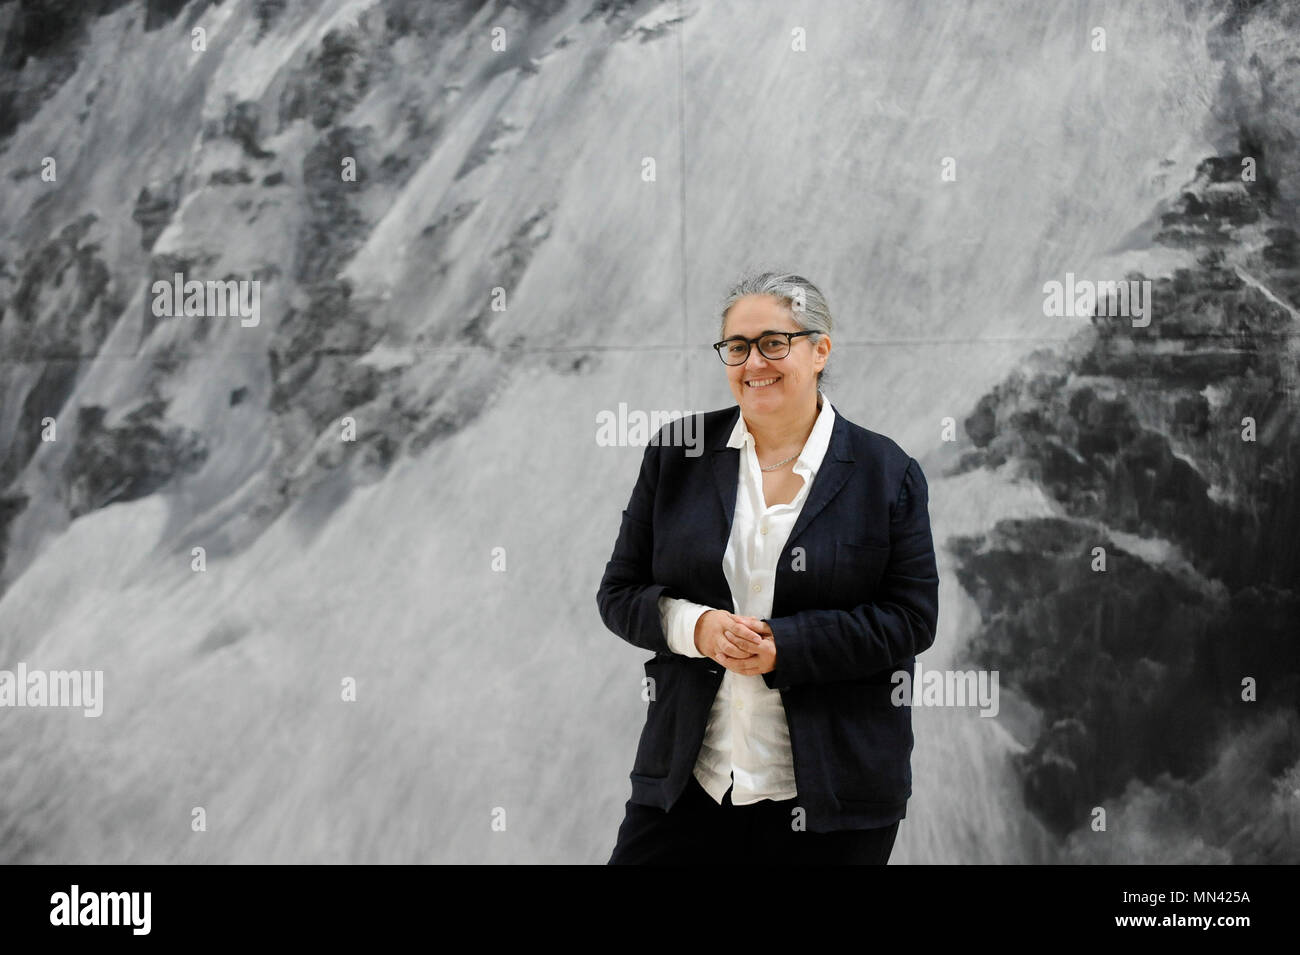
[946,0,1300,862]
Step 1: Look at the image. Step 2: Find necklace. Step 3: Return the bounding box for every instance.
[759,453,798,472]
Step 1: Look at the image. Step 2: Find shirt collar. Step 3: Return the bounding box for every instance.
[726,390,836,476]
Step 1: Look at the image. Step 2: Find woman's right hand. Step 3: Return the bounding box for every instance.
[694,610,766,661]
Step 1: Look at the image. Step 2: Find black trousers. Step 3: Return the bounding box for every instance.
[607,775,901,865]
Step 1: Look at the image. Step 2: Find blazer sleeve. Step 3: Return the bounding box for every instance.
[596,435,675,655]
[761,456,939,689]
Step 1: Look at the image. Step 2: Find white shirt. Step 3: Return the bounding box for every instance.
[656,391,837,806]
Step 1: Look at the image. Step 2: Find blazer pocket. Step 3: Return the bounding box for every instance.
[630,657,675,779]
[830,540,890,606]
[827,693,913,803]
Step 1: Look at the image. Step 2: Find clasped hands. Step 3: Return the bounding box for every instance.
[693,610,776,676]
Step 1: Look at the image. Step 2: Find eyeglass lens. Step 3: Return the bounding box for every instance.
[720,334,791,364]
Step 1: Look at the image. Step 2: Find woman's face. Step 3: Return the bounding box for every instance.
[721,294,829,415]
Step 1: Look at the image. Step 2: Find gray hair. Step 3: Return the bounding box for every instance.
[719,271,833,389]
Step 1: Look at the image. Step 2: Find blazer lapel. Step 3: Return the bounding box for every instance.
[710,421,740,533]
[787,414,855,548]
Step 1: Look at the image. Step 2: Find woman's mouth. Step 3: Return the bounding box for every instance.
[745,377,780,389]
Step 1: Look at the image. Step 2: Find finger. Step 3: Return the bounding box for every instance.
[731,658,758,675]
[717,652,749,672]
[725,621,765,645]
[718,632,758,658]
[717,645,754,667]
[725,629,762,654]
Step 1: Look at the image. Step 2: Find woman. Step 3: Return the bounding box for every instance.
[597,271,939,864]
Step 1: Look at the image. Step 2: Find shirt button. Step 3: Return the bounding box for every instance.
[734,699,744,711]
[751,583,761,593]
[760,525,768,535]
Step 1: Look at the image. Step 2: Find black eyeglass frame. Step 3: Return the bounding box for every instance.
[712,329,818,365]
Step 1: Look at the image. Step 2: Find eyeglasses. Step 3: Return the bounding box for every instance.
[713,330,817,365]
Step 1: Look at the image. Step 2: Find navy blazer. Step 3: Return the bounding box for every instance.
[597,402,939,832]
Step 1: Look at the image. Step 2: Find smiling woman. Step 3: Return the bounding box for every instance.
[597,270,940,865]
[717,278,833,396]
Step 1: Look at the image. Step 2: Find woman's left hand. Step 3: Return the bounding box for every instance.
[718,617,776,676]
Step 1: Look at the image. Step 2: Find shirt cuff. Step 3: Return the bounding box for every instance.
[657,596,710,658]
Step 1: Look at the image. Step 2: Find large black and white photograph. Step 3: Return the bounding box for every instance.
[0,0,1296,901]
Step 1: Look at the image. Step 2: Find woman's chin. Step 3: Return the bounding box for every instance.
[741,385,783,405]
